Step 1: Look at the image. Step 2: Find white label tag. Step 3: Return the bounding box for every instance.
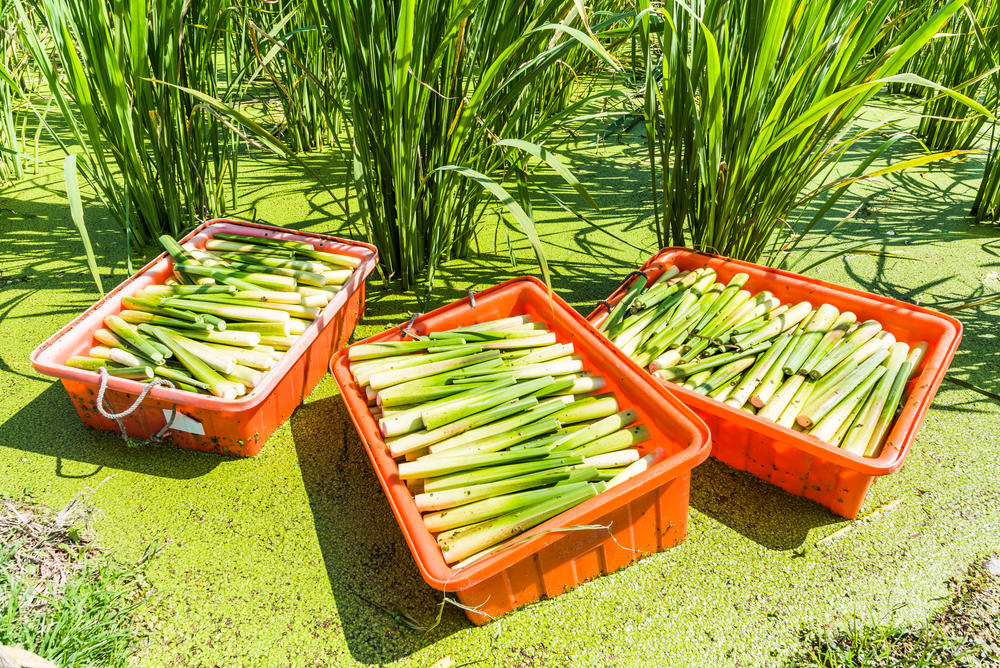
[164,409,205,435]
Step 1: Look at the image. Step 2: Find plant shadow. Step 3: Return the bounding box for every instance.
[0,383,221,480]
[290,394,469,665]
[689,458,843,551]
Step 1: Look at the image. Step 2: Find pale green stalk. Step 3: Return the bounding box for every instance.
[176,328,263,347]
[401,445,553,481]
[65,357,109,371]
[509,343,574,366]
[145,326,239,399]
[807,366,886,443]
[119,310,213,332]
[601,272,652,333]
[225,365,264,389]
[778,379,815,428]
[198,342,273,370]
[160,298,289,323]
[680,370,713,390]
[421,484,579,533]
[438,483,602,563]
[225,321,291,337]
[693,356,757,396]
[424,397,574,455]
[749,334,801,407]
[352,346,483,386]
[649,349,684,373]
[799,311,857,377]
[725,332,793,408]
[534,372,602,397]
[420,418,561,459]
[479,334,558,349]
[375,359,508,406]
[453,358,584,384]
[863,342,928,458]
[106,347,142,367]
[104,315,164,363]
[386,396,538,456]
[632,268,714,311]
[653,342,771,382]
[551,396,618,424]
[573,425,651,457]
[422,454,582,494]
[758,374,806,422]
[583,449,640,468]
[258,335,300,350]
[807,320,882,379]
[605,448,667,489]
[551,409,639,451]
[840,341,909,455]
[732,303,789,335]
[782,304,840,375]
[379,378,515,436]
[734,301,812,348]
[172,334,238,375]
[369,350,501,390]
[191,295,320,320]
[798,347,892,427]
[350,339,460,360]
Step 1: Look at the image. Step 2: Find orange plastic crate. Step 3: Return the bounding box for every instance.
[331,276,710,624]
[30,219,377,457]
[588,248,963,518]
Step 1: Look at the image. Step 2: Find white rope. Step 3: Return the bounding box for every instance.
[96,366,178,444]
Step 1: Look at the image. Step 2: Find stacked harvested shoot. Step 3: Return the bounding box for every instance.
[64,232,357,399]
[349,317,664,567]
[597,268,927,459]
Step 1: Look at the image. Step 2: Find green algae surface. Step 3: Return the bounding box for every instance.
[1,103,999,667]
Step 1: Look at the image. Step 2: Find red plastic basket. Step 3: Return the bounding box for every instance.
[30,219,378,457]
[331,276,711,624]
[587,248,962,519]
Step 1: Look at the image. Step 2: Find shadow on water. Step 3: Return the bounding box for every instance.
[290,395,469,665]
[689,458,842,551]
[0,383,221,480]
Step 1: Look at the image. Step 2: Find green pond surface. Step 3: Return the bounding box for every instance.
[1,100,998,667]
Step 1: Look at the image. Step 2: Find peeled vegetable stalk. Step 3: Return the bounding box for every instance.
[64,231,356,400]
[591,265,928,456]
[348,316,658,568]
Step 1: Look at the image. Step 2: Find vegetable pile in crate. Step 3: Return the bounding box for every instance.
[31,219,377,457]
[63,232,359,400]
[349,316,665,567]
[588,248,962,518]
[598,266,928,458]
[331,276,710,624]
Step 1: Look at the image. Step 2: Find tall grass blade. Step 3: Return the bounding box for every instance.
[439,165,551,291]
[64,154,104,295]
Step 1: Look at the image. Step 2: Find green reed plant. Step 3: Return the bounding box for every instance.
[631,0,990,264]
[5,0,244,246]
[0,0,28,182]
[881,0,941,97]
[970,5,1000,221]
[238,0,344,153]
[916,0,1000,151]
[311,0,618,296]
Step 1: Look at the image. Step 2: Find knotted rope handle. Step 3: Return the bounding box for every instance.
[96,366,178,444]
[396,312,427,340]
